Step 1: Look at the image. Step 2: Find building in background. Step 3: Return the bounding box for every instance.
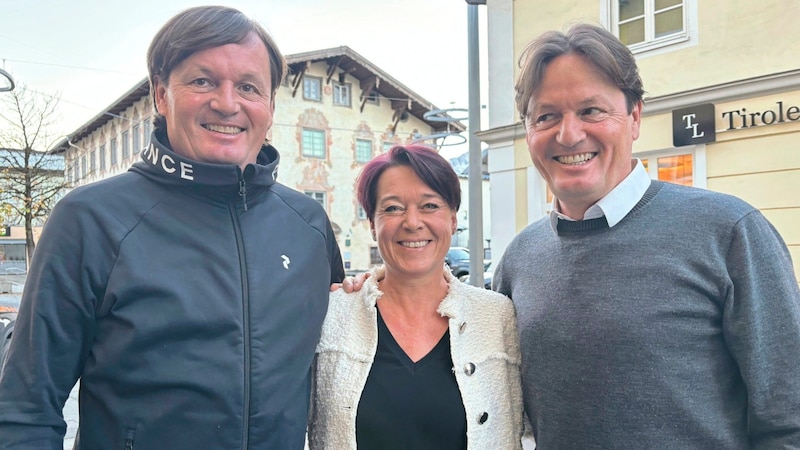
[52,46,474,271]
[480,0,800,279]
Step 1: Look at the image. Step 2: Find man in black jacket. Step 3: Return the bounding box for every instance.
[0,6,344,449]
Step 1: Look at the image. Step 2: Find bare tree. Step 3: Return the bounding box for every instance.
[0,83,70,261]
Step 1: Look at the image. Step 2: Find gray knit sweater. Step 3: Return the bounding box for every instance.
[494,181,800,449]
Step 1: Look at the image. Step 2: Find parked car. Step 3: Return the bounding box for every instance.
[445,247,490,282]
[0,301,18,364]
[464,262,493,289]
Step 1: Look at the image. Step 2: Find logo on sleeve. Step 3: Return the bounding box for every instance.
[281,255,290,270]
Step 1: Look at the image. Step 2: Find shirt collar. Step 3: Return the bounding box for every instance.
[549,159,651,232]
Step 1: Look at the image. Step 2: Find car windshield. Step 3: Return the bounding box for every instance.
[448,248,470,260]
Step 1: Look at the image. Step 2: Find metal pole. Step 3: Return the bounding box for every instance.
[467,3,484,287]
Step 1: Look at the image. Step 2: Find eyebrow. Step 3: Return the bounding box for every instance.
[378,192,442,204]
[187,66,268,86]
[533,95,610,112]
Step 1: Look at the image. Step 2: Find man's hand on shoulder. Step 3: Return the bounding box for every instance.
[329,272,370,293]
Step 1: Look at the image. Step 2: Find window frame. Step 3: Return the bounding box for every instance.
[365,89,380,105]
[122,130,130,160]
[302,128,327,159]
[305,191,327,211]
[357,205,368,221]
[605,0,696,55]
[143,119,152,149]
[303,76,323,102]
[110,138,118,166]
[355,138,373,164]
[333,82,352,107]
[636,143,707,188]
[370,246,383,265]
[99,145,106,170]
[132,124,141,155]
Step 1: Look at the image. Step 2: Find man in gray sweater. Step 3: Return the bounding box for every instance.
[493,23,800,448]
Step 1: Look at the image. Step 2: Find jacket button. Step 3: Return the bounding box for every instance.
[458,321,467,333]
[464,362,475,375]
[477,412,489,424]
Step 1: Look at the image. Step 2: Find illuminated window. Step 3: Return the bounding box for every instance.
[641,152,693,186]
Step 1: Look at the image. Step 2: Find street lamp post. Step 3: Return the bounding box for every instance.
[465,0,484,287]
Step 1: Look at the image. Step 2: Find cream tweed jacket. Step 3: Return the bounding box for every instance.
[308,265,524,449]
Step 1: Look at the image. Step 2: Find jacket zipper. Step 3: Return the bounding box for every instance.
[124,427,135,450]
[229,200,251,448]
[239,176,248,212]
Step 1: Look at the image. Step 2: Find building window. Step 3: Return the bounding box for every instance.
[132,124,141,154]
[305,191,326,209]
[641,152,693,186]
[302,128,326,159]
[355,139,373,163]
[333,83,351,107]
[110,138,118,165]
[370,246,383,265]
[365,89,380,105]
[543,149,700,213]
[357,205,368,220]
[0,243,27,273]
[99,145,106,170]
[90,150,96,173]
[303,77,322,101]
[80,155,87,179]
[382,141,394,153]
[611,0,688,53]
[122,130,130,160]
[143,119,152,148]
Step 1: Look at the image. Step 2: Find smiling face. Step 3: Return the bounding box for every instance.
[372,165,457,283]
[525,53,641,219]
[154,32,274,169]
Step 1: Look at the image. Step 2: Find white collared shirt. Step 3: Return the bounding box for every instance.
[549,159,651,232]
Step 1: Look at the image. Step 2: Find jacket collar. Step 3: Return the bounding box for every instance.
[361,265,465,320]
[130,129,280,188]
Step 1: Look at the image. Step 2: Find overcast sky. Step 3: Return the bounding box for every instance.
[0,0,486,158]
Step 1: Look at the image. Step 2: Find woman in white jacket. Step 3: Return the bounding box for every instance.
[308,145,523,450]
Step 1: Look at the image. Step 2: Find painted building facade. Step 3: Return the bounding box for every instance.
[53,46,467,271]
[480,0,800,280]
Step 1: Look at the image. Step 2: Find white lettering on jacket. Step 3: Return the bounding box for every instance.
[143,143,194,181]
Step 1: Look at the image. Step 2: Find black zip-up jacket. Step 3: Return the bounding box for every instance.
[0,132,344,449]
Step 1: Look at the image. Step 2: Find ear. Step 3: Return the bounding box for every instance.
[450,210,458,235]
[153,76,169,118]
[630,100,643,141]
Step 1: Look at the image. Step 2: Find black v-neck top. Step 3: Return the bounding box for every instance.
[355,308,467,450]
